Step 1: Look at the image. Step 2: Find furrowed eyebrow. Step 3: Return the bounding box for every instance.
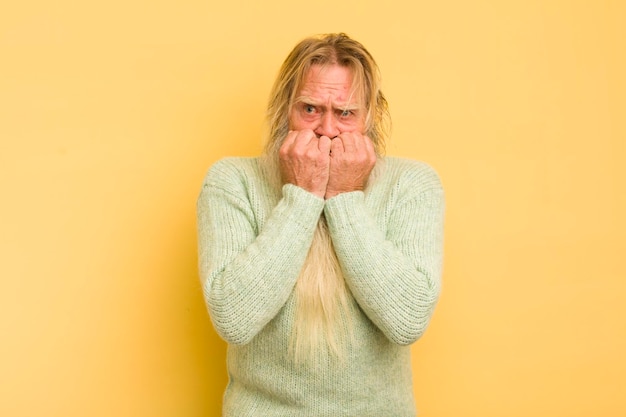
[294,96,361,111]
[337,104,360,111]
[293,96,322,106]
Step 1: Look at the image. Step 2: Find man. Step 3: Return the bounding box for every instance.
[197,33,444,416]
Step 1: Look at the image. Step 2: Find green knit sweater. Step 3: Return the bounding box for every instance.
[197,156,444,416]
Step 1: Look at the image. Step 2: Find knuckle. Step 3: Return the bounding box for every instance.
[278,147,290,158]
[305,149,318,159]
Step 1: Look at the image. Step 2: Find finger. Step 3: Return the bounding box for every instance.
[330,136,345,155]
[338,132,357,154]
[280,130,299,152]
[293,129,317,151]
[358,135,376,154]
[363,136,377,168]
[341,132,370,162]
[318,136,332,154]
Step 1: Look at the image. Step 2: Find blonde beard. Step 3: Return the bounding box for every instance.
[260,152,383,365]
[289,216,354,364]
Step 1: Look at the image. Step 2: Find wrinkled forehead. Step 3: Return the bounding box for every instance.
[293,63,365,106]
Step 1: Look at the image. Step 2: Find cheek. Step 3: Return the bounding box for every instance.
[287,111,300,129]
[339,118,366,133]
[289,112,316,130]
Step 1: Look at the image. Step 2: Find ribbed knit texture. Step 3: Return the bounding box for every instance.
[197,156,445,417]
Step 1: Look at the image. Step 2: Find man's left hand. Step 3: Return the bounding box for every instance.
[325,132,376,200]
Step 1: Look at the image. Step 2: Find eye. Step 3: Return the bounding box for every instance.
[303,104,316,114]
[339,109,353,118]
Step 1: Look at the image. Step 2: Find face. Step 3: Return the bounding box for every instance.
[289,64,365,138]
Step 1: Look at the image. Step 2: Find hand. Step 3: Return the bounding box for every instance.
[325,132,376,200]
[279,130,332,198]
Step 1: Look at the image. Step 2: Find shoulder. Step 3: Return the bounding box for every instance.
[198,157,267,206]
[379,156,443,194]
[201,157,262,189]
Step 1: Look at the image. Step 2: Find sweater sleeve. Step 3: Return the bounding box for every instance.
[197,160,324,345]
[323,165,445,345]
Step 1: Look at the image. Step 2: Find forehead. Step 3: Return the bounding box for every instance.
[297,64,362,103]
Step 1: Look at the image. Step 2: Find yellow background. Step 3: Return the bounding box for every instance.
[1,0,624,416]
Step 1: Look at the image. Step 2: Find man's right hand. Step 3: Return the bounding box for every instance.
[279,130,331,198]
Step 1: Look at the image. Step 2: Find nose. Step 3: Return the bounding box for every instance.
[314,112,340,138]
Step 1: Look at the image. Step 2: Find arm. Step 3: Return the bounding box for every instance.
[323,166,445,345]
[197,160,324,345]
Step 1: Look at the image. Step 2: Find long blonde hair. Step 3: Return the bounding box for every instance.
[264,33,390,158]
[262,33,390,363]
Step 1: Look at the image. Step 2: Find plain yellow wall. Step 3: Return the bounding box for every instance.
[1,1,624,416]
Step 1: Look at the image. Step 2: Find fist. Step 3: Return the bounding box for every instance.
[279,130,332,198]
[325,132,376,199]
